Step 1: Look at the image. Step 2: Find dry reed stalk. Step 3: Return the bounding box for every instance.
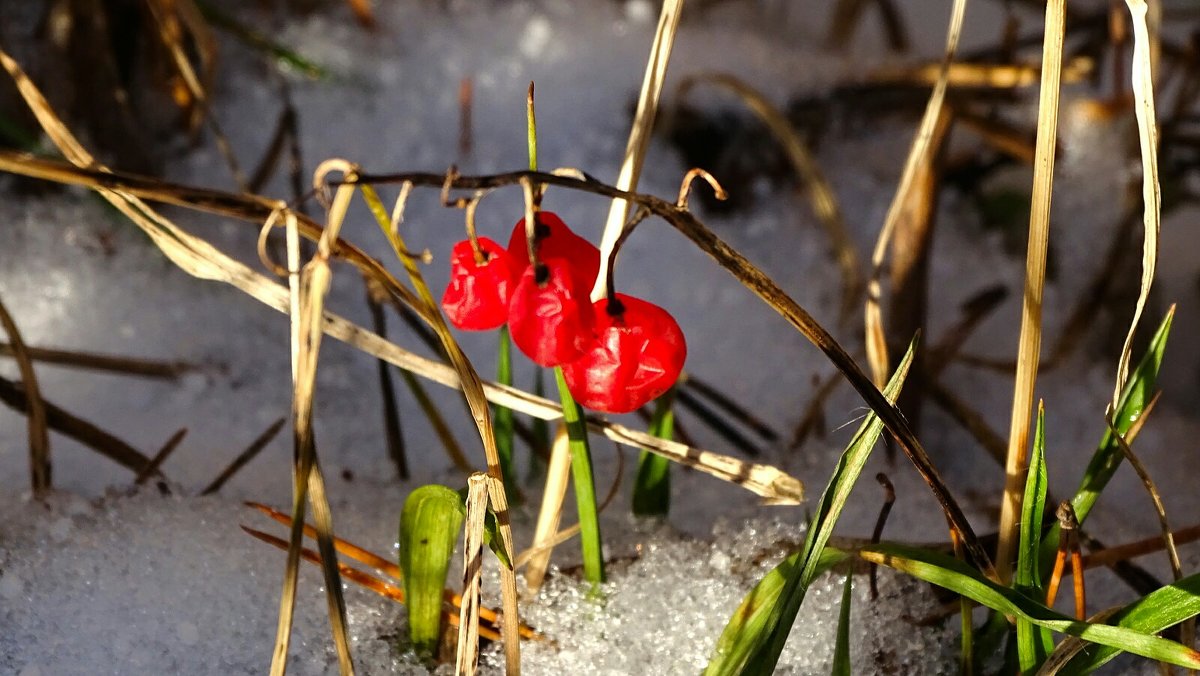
[995,0,1067,583]
[144,0,245,188]
[863,0,967,387]
[269,162,355,676]
[885,107,954,434]
[362,182,523,675]
[525,426,572,592]
[455,474,489,676]
[868,56,1093,88]
[592,0,684,301]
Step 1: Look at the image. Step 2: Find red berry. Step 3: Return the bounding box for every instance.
[562,294,686,414]
[507,211,600,291]
[440,237,519,331]
[508,257,597,366]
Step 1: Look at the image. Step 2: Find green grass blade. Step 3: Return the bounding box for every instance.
[196,1,328,79]
[1056,572,1200,674]
[704,342,915,676]
[831,573,853,676]
[704,547,850,676]
[494,326,519,502]
[633,388,676,516]
[1016,401,1052,671]
[399,484,466,659]
[858,542,1200,669]
[554,367,605,585]
[1041,308,1174,566]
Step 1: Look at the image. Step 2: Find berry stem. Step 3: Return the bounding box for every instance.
[601,208,650,316]
[464,193,487,266]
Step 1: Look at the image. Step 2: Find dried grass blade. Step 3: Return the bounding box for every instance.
[525,426,572,592]
[678,73,861,324]
[0,343,194,380]
[200,417,286,496]
[1104,398,1191,650]
[0,293,50,492]
[0,152,800,503]
[134,427,187,486]
[270,169,355,676]
[242,526,505,643]
[593,0,684,301]
[145,0,246,188]
[245,501,539,639]
[0,374,155,476]
[1111,0,1162,411]
[456,474,489,676]
[996,0,1067,583]
[357,183,522,674]
[863,0,968,386]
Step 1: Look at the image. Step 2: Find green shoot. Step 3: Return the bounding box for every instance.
[398,484,466,660]
[831,573,853,676]
[1016,401,1053,672]
[1041,307,1174,569]
[554,367,605,586]
[632,387,676,516]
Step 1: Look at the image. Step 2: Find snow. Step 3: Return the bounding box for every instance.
[1,0,1198,673]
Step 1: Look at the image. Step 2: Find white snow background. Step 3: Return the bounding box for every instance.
[2,0,1199,673]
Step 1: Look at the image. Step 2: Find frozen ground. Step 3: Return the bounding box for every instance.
[1,0,1198,673]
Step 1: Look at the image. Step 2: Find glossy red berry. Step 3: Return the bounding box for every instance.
[440,237,519,331]
[507,211,600,291]
[562,294,686,414]
[507,257,597,366]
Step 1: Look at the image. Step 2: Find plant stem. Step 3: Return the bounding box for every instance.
[494,325,519,503]
[554,367,605,585]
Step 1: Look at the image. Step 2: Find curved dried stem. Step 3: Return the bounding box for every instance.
[676,167,728,210]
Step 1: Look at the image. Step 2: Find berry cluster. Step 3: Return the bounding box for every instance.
[440,211,686,414]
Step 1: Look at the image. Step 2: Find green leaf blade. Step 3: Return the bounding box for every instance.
[704,342,915,676]
[831,573,853,676]
[1016,401,1052,672]
[860,542,1200,670]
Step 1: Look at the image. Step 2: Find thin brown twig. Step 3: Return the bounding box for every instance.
[0,293,50,492]
[134,427,187,486]
[242,526,506,643]
[0,374,157,477]
[869,473,896,600]
[244,501,541,640]
[200,418,287,496]
[0,343,196,380]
